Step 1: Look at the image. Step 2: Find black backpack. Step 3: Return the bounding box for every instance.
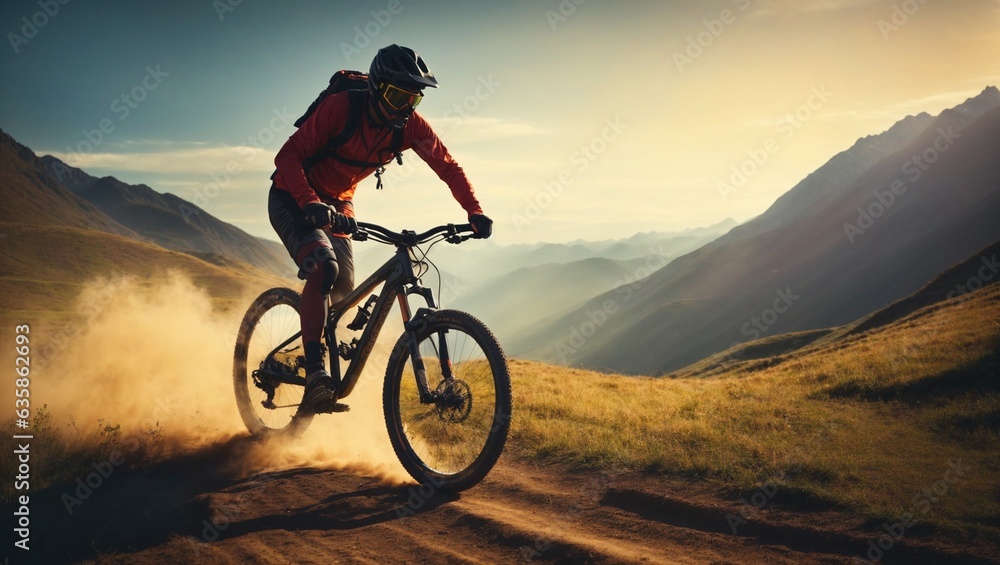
[278,70,404,189]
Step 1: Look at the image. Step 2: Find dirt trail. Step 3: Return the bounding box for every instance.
[13,437,998,565]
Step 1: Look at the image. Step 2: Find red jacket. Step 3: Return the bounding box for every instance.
[273,91,483,220]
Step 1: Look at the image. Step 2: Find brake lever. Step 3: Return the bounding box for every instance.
[352,229,369,242]
[446,234,474,244]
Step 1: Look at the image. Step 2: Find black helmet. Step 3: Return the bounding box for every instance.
[369,44,438,91]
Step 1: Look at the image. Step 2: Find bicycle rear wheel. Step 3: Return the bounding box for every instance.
[383,310,512,492]
[233,287,313,436]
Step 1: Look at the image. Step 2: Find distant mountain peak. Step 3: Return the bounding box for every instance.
[951,85,1000,118]
[29,148,295,278]
[852,111,933,147]
[0,127,40,164]
[0,129,142,239]
[849,85,999,146]
[40,155,98,191]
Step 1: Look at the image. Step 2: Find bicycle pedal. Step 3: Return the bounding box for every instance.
[313,401,350,414]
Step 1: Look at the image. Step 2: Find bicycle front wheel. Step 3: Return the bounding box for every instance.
[233,287,313,437]
[383,310,512,492]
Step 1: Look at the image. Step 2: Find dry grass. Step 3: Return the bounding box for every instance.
[508,284,1000,539]
[0,223,290,326]
[1,405,170,504]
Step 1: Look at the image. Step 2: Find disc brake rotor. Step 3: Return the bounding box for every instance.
[434,379,473,423]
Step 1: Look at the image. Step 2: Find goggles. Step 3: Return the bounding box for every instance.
[377,82,423,111]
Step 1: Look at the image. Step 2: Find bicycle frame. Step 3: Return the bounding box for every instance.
[260,241,445,402]
[327,242,438,400]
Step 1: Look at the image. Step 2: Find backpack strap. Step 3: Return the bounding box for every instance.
[301,89,366,175]
[367,126,406,190]
[389,125,405,165]
[304,90,408,173]
[277,89,408,189]
[294,70,367,128]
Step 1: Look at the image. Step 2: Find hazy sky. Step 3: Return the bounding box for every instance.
[2,0,998,244]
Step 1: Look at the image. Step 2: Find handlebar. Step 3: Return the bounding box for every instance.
[352,222,476,247]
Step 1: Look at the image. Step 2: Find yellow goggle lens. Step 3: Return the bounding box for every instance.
[379,83,423,110]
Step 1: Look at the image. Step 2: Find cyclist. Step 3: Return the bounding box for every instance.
[268,44,493,413]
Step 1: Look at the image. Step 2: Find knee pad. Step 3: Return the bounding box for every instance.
[319,256,339,294]
[298,246,339,293]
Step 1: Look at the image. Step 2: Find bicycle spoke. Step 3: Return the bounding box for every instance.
[234,289,311,436]
[394,319,500,475]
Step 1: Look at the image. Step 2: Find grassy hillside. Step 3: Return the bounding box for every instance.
[0,129,138,238]
[509,280,1000,539]
[674,238,1000,379]
[0,222,290,325]
[39,156,296,279]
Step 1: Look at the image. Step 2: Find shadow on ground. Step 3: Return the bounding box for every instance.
[6,435,452,564]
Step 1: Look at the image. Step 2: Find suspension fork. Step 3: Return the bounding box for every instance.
[398,291,455,404]
[398,293,431,403]
[437,332,455,381]
[409,283,456,380]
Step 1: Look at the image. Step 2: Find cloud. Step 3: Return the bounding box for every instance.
[115,139,213,148]
[45,143,276,175]
[751,0,881,15]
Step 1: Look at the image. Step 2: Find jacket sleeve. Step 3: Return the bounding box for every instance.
[273,93,350,209]
[406,113,484,218]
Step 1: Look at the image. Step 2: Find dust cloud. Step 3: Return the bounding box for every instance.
[34,272,410,483]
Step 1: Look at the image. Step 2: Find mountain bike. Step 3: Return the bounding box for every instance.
[232,222,511,491]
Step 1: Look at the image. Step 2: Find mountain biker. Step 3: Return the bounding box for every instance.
[268,44,493,413]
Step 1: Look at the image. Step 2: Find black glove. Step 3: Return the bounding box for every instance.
[330,213,358,235]
[470,214,493,239]
[303,202,333,228]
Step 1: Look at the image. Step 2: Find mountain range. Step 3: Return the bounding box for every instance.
[0,129,290,321]
[511,86,1000,375]
[39,156,294,278]
[352,218,738,346]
